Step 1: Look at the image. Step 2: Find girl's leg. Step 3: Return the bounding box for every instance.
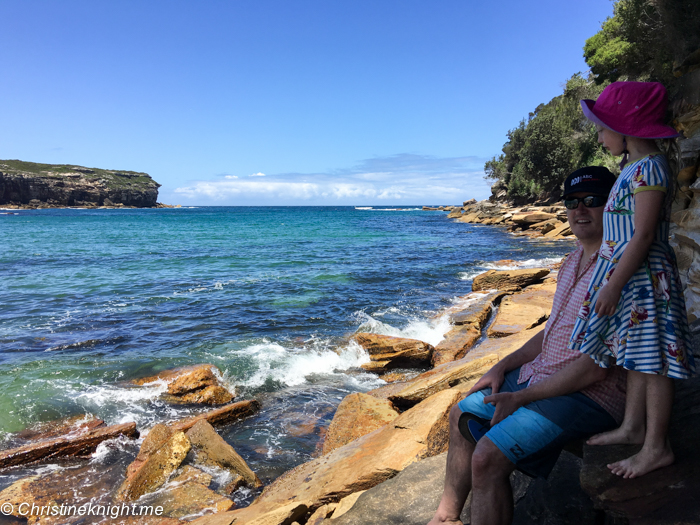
[587,369,646,446]
[608,374,675,478]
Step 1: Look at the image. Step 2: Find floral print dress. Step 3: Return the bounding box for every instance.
[569,154,695,379]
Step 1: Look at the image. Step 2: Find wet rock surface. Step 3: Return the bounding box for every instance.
[0,422,138,469]
[132,364,235,406]
[186,420,262,488]
[115,425,191,502]
[169,399,262,432]
[144,479,235,519]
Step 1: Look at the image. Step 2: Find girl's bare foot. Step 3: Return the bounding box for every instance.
[586,424,645,446]
[426,518,463,525]
[607,443,674,479]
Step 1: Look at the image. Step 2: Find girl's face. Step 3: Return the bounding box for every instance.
[596,126,626,156]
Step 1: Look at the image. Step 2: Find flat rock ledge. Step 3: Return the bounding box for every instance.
[353,333,434,373]
[580,376,700,524]
[472,267,550,292]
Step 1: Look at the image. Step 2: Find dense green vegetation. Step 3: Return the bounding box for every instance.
[0,159,157,190]
[485,0,700,201]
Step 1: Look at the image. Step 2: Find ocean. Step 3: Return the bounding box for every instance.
[0,206,573,504]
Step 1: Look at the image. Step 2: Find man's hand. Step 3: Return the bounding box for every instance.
[482,391,525,426]
[465,363,506,397]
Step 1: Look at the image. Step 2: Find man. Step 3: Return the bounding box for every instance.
[428,166,626,525]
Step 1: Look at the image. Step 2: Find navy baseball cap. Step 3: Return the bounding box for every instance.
[563,166,616,198]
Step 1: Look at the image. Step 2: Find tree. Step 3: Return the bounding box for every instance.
[583,0,674,85]
[484,74,613,201]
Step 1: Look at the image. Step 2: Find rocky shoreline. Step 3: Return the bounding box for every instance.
[1,208,699,525]
[424,199,574,240]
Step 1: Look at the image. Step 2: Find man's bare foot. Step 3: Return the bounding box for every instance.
[586,425,645,446]
[607,444,674,479]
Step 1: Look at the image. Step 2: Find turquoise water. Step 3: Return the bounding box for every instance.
[0,206,573,499]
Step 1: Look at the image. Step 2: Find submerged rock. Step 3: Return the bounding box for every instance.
[0,422,138,470]
[0,461,145,524]
[170,399,262,432]
[11,414,106,444]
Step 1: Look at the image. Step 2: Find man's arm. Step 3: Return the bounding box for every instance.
[465,329,545,396]
[484,352,608,425]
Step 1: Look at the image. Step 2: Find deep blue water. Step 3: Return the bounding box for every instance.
[0,206,573,498]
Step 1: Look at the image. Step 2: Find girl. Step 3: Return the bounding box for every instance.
[569,81,695,479]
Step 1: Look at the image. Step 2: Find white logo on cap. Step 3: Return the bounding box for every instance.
[570,174,596,186]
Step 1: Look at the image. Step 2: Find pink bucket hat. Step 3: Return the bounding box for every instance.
[581,81,680,139]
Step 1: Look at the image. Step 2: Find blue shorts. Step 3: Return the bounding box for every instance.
[457,367,617,478]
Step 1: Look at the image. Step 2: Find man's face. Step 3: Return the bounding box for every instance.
[565,191,605,243]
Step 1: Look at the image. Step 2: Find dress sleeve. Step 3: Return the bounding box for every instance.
[631,155,669,194]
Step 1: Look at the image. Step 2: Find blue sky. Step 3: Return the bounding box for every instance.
[1,1,614,206]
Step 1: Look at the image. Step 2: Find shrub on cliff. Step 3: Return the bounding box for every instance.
[484,0,700,202]
[484,74,609,201]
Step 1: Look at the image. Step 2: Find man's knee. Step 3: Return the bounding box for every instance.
[471,438,514,484]
[449,402,463,430]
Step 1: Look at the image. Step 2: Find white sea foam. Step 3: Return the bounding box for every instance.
[230,340,370,388]
[90,434,136,464]
[482,257,562,270]
[458,256,562,281]
[370,208,421,211]
[59,379,170,427]
[353,310,452,347]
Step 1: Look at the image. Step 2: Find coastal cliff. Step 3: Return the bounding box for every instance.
[0,159,161,208]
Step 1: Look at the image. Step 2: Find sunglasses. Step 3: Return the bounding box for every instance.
[563,195,607,210]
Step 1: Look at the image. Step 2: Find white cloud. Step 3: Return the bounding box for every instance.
[173,154,492,205]
[224,175,238,179]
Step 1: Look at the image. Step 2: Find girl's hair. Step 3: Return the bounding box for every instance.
[656,138,680,207]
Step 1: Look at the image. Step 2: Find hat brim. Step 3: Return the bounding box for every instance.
[580,99,681,139]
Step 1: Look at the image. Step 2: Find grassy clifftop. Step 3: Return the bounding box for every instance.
[0,159,161,208]
[0,159,160,192]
